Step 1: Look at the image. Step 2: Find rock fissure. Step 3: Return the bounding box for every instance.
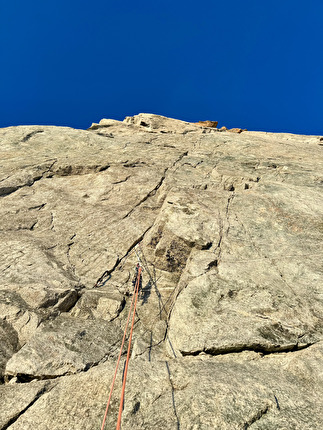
[0,159,57,198]
[21,130,45,143]
[94,224,153,288]
[122,173,166,219]
[1,383,53,430]
[66,234,78,279]
[180,341,317,357]
[121,150,189,219]
[112,175,131,184]
[243,403,270,429]
[165,361,181,430]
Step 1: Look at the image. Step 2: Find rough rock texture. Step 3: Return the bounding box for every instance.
[0,113,322,429]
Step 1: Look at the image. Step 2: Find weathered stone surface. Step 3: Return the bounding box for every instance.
[0,380,49,429]
[229,127,244,133]
[195,120,218,128]
[0,114,322,428]
[5,314,124,378]
[123,113,205,134]
[0,319,19,379]
[2,342,323,429]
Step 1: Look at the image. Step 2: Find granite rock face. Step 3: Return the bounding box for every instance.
[0,113,322,429]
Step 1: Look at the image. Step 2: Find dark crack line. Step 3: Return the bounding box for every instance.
[0,175,11,183]
[171,151,188,171]
[214,194,234,261]
[28,203,46,211]
[243,403,270,429]
[49,212,55,231]
[94,224,153,287]
[165,362,181,430]
[122,151,188,220]
[21,130,44,142]
[1,383,53,430]
[0,160,57,198]
[274,394,281,411]
[180,341,318,357]
[122,172,167,219]
[112,175,131,184]
[29,221,38,231]
[2,265,11,273]
[66,234,78,278]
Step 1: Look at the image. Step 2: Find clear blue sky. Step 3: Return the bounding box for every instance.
[1,1,322,135]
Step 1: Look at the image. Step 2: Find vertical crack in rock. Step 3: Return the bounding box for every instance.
[49,212,55,230]
[165,362,181,430]
[29,221,38,231]
[215,193,234,262]
[66,234,77,277]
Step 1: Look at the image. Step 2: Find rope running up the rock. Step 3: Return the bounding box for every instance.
[100,261,142,430]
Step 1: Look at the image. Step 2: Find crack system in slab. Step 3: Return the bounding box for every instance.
[122,151,188,220]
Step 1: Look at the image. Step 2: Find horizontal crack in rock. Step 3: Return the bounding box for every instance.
[180,341,317,357]
[0,160,57,198]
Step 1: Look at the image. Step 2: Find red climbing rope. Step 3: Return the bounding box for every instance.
[100,264,142,430]
[116,265,142,429]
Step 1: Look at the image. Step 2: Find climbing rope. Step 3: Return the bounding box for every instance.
[116,264,142,430]
[100,259,142,430]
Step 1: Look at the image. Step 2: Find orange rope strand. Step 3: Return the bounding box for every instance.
[116,266,142,430]
[100,266,141,430]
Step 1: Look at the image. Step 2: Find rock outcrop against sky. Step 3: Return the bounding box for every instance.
[0,114,322,429]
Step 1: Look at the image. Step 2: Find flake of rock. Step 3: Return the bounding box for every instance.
[195,120,218,128]
[70,289,125,321]
[123,113,202,134]
[5,314,124,378]
[0,319,19,378]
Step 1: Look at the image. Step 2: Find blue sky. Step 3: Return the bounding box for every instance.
[1,0,322,135]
